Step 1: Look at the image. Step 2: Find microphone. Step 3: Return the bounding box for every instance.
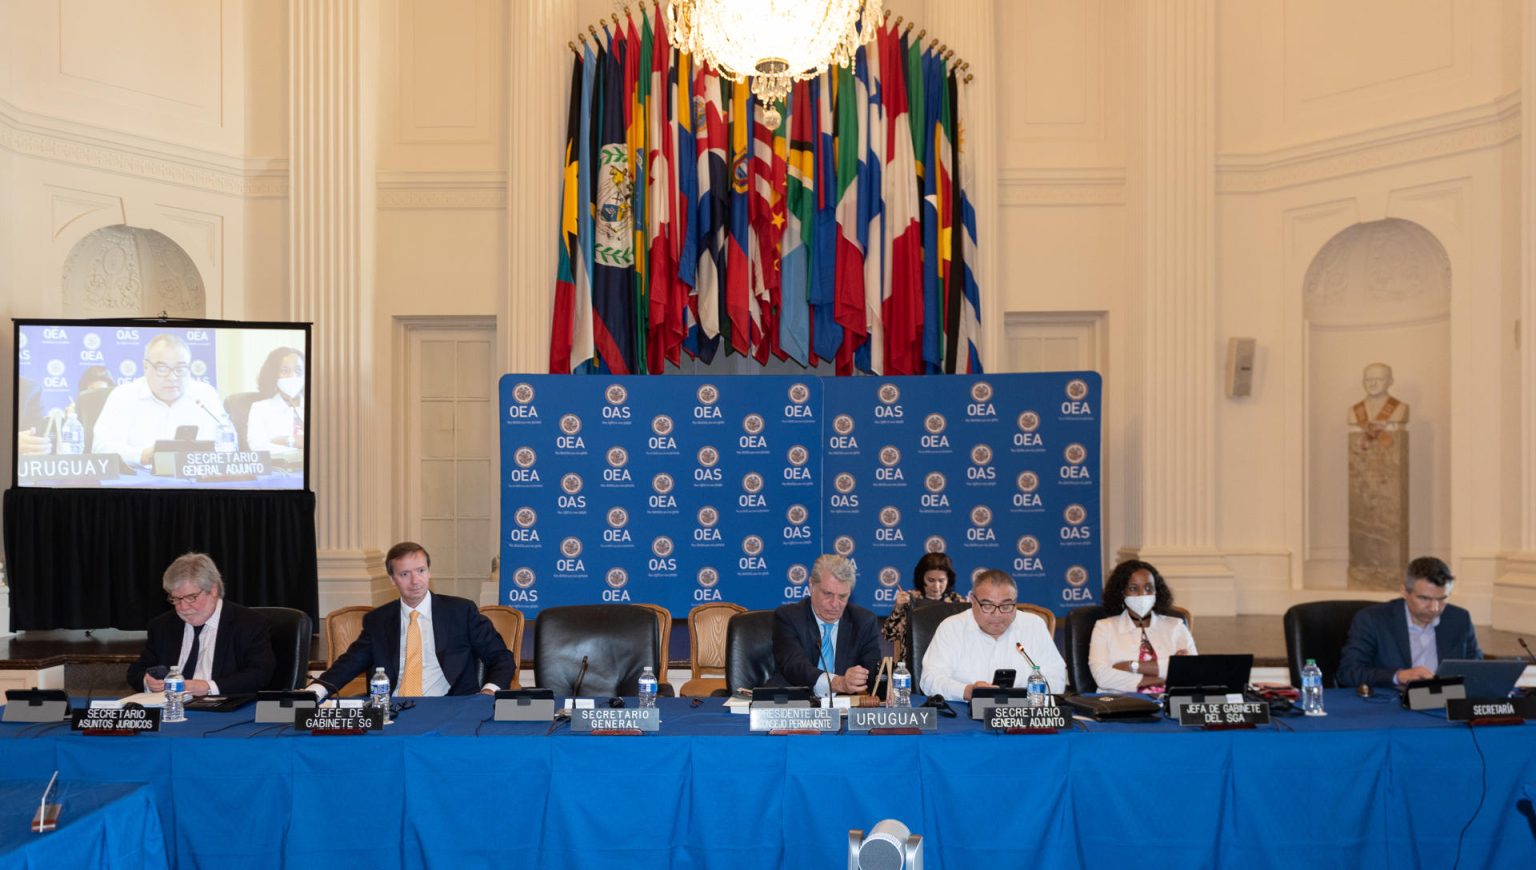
[1014,641,1039,670]
[922,694,957,718]
[571,655,589,698]
[194,399,225,426]
[1519,638,1536,665]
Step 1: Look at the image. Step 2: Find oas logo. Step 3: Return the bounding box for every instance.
[1017,411,1041,433]
[742,472,764,494]
[788,564,809,585]
[925,472,947,493]
[743,413,765,435]
[925,535,947,553]
[879,446,901,466]
[514,447,536,468]
[834,535,855,556]
[1066,379,1090,401]
[698,567,720,588]
[514,507,537,527]
[652,415,674,436]
[1017,535,1041,557]
[607,446,628,468]
[787,445,809,466]
[786,504,808,525]
[653,473,675,495]
[879,567,900,587]
[607,507,629,528]
[119,359,137,376]
[605,568,629,589]
[560,537,583,558]
[742,535,764,556]
[1064,443,1086,465]
[1066,565,1089,587]
[971,506,993,526]
[560,473,583,494]
[879,506,901,527]
[924,413,946,434]
[513,383,534,404]
[653,536,675,558]
[605,383,627,404]
[1064,504,1087,525]
[833,414,855,435]
[83,333,101,351]
[971,444,993,465]
[697,506,719,527]
[512,567,536,589]
[834,472,856,494]
[697,446,720,467]
[788,383,810,404]
[697,384,720,405]
[877,384,900,404]
[971,382,993,403]
[559,414,582,435]
[1017,471,1040,493]
[46,359,65,377]
[190,359,208,377]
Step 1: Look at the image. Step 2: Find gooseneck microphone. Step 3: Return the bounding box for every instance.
[571,655,590,698]
[1518,638,1536,665]
[194,399,224,426]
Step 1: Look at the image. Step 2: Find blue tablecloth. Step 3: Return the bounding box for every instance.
[0,779,167,870]
[2,692,1533,869]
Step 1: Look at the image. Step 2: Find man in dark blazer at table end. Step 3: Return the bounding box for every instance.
[127,552,275,696]
[769,553,884,698]
[308,541,515,699]
[1335,556,1482,689]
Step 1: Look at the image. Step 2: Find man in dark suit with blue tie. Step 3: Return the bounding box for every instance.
[309,542,515,699]
[770,554,884,699]
[1336,556,1482,689]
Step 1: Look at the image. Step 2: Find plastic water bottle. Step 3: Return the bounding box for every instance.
[215,418,238,453]
[369,667,391,714]
[638,666,658,708]
[1026,666,1050,707]
[1301,659,1326,716]
[163,666,186,723]
[58,405,85,455]
[890,661,912,707]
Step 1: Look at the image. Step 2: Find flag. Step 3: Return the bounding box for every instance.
[833,61,867,376]
[858,39,885,374]
[882,25,922,375]
[629,12,651,371]
[954,71,983,373]
[943,69,964,373]
[750,99,783,363]
[779,79,814,366]
[691,64,727,362]
[645,8,678,372]
[549,51,583,374]
[724,80,752,355]
[810,72,841,363]
[574,39,598,372]
[674,46,700,356]
[592,33,635,374]
[920,47,946,373]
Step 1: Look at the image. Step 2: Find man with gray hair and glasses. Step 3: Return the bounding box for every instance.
[920,568,1066,700]
[769,554,884,698]
[127,552,275,697]
[93,332,229,467]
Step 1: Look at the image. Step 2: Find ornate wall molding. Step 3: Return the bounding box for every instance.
[999,167,1127,206]
[376,170,506,210]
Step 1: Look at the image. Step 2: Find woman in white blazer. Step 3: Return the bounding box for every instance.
[1088,560,1197,693]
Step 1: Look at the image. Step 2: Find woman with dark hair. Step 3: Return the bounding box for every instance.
[882,552,967,655]
[1088,559,1197,692]
[246,347,305,453]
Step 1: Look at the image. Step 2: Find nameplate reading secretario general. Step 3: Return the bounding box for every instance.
[571,707,660,732]
[749,707,842,733]
[70,707,161,734]
[986,704,1068,732]
[1177,702,1271,728]
[847,707,938,732]
[1446,697,1536,723]
[297,707,383,734]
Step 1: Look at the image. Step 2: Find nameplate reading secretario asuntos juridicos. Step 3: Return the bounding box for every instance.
[1177,702,1271,728]
[70,707,161,734]
[571,707,661,732]
[1445,696,1536,723]
[847,707,938,732]
[986,704,1068,732]
[297,707,383,734]
[749,707,842,733]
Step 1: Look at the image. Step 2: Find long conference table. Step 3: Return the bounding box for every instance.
[3,692,1534,869]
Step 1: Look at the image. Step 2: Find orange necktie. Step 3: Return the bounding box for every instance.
[400,610,423,696]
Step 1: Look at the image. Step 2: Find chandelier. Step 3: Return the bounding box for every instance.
[668,0,883,126]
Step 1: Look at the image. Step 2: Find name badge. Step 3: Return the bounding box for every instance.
[1446,696,1536,723]
[847,707,938,732]
[297,707,383,733]
[986,704,1067,732]
[1177,702,1271,728]
[70,707,161,734]
[749,706,842,733]
[572,707,660,732]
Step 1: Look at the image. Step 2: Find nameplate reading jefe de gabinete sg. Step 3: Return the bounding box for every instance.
[297,708,383,734]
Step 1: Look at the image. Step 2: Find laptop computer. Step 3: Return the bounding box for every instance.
[1437,659,1525,699]
[185,694,256,713]
[1164,654,1254,695]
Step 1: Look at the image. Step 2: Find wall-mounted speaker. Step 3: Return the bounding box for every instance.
[1225,338,1256,398]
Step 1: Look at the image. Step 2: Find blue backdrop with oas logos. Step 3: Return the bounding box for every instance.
[499,373,1102,618]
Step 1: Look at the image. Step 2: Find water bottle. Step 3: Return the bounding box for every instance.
[59,405,85,455]
[215,417,238,454]
[163,666,186,723]
[369,667,391,714]
[890,661,912,707]
[1026,666,1050,707]
[1301,659,1326,716]
[638,666,658,708]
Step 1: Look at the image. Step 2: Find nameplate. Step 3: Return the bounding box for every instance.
[16,453,122,483]
[1446,697,1536,724]
[70,707,161,734]
[571,707,660,733]
[1177,701,1271,728]
[749,706,841,733]
[297,707,383,733]
[987,704,1068,732]
[847,707,938,732]
[155,450,272,481]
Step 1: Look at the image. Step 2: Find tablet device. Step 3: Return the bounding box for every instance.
[1437,659,1524,698]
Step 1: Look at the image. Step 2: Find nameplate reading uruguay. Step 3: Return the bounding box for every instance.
[987,704,1067,732]
[298,707,383,733]
[749,707,842,732]
[848,707,938,732]
[1446,696,1536,723]
[571,707,660,732]
[18,453,122,483]
[1177,702,1270,728]
[70,706,161,734]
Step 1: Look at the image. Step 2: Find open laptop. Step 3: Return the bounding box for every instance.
[1164,654,1254,695]
[1437,659,1525,699]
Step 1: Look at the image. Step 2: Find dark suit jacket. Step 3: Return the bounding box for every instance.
[126,600,275,695]
[315,593,515,696]
[769,599,883,689]
[1336,598,1482,689]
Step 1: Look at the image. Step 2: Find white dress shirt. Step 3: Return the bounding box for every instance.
[920,609,1067,698]
[1087,611,1198,693]
[246,393,304,453]
[168,599,223,695]
[400,592,450,697]
[91,377,228,466]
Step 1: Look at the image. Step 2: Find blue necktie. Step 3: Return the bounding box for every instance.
[819,623,835,673]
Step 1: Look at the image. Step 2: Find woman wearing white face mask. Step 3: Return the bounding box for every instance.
[1087,560,1197,693]
[246,347,306,455]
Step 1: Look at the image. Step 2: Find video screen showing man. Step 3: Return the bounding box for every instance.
[92,333,228,467]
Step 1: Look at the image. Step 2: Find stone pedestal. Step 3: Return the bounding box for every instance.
[1348,428,1408,589]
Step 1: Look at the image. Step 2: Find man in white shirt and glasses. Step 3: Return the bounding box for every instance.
[127,552,276,696]
[920,568,1066,700]
[92,333,229,467]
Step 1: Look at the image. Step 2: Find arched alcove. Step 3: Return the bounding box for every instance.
[59,225,206,318]
[1302,218,1451,589]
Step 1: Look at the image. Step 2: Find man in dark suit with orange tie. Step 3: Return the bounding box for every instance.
[769,553,883,699]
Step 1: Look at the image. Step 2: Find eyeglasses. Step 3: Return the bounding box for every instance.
[145,361,192,378]
[167,589,207,607]
[975,600,1016,614]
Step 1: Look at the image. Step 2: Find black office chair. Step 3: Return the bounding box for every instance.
[534,605,663,696]
[222,390,263,452]
[1283,600,1377,688]
[251,606,314,691]
[909,600,971,694]
[75,386,111,453]
[724,610,776,695]
[1063,604,1110,692]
